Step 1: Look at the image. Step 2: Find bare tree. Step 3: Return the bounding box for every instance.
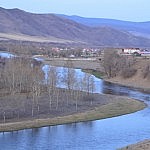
[142,64,150,79]
[47,66,59,110]
[103,51,120,78]
[62,60,76,106]
[30,65,43,117]
[89,75,95,105]
[74,81,82,111]
[103,50,137,78]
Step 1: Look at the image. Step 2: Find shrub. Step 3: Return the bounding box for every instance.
[121,68,137,78]
[142,65,150,79]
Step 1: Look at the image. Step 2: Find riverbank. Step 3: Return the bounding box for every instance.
[44,58,150,92]
[41,58,149,149]
[105,76,150,93]
[44,58,103,71]
[104,57,150,92]
[0,58,147,132]
[0,96,145,132]
[118,140,150,150]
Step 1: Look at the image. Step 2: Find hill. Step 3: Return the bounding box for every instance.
[0,7,150,47]
[59,15,150,39]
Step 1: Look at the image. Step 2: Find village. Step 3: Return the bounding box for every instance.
[1,47,150,67]
[117,47,150,56]
[32,47,150,59]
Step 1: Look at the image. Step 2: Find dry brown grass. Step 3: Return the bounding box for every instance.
[44,58,103,71]
[0,33,74,43]
[0,97,145,132]
[105,57,150,91]
[118,140,150,150]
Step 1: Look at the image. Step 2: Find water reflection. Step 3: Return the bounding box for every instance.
[0,52,15,58]
[43,64,149,103]
[0,64,149,150]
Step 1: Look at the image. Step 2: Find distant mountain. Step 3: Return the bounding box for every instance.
[59,15,150,39]
[0,7,150,47]
[0,7,89,40]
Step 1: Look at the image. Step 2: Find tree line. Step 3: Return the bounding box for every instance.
[103,50,150,79]
[0,58,95,123]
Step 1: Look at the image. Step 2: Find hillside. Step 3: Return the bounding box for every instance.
[0,7,150,47]
[59,15,150,39]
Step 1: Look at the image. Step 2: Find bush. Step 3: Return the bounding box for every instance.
[121,68,137,78]
[103,50,136,78]
[142,65,150,79]
[82,95,95,102]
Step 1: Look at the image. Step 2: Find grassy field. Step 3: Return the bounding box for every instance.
[44,58,103,71]
[82,69,105,78]
[0,97,145,132]
[0,33,74,43]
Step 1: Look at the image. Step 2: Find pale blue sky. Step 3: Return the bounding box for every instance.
[0,0,149,22]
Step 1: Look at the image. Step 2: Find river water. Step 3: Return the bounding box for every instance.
[0,63,150,150]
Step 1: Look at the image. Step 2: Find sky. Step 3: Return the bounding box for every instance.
[0,0,149,22]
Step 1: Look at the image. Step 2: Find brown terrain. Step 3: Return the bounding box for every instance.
[0,89,145,132]
[44,57,150,91]
[105,57,150,91]
[0,90,111,123]
[0,56,147,132]
[118,140,150,150]
[0,7,149,148]
[0,7,150,47]
[44,58,103,70]
[60,15,150,39]
[44,57,150,150]
[0,89,136,123]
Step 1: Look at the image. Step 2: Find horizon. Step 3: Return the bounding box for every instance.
[0,0,149,22]
[0,6,150,23]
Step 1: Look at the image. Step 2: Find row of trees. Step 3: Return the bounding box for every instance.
[46,60,95,110]
[103,50,150,80]
[0,58,43,95]
[0,58,96,122]
[143,64,150,79]
[103,50,137,78]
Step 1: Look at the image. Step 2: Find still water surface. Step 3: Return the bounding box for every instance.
[0,65,150,150]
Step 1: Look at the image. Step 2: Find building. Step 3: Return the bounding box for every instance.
[118,48,141,55]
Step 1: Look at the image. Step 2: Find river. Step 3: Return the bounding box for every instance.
[0,58,150,150]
